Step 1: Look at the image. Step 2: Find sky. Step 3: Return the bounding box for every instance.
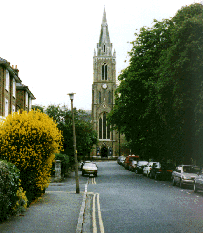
[1,0,201,110]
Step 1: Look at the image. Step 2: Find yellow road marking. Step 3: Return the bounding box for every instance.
[93,194,97,233]
[92,193,105,233]
[97,193,105,233]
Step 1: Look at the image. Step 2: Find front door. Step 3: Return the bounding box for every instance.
[101,146,108,158]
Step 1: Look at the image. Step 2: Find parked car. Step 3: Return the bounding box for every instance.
[194,170,203,193]
[81,161,95,170]
[172,165,200,188]
[117,156,126,165]
[150,163,175,180]
[124,155,139,170]
[82,162,98,177]
[129,161,138,172]
[143,162,160,177]
[135,161,148,174]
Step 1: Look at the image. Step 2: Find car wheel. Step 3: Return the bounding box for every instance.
[172,178,176,186]
[149,172,153,179]
[194,183,198,193]
[180,179,184,189]
[135,169,138,174]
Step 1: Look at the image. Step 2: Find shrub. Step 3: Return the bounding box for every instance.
[0,160,19,221]
[0,110,63,204]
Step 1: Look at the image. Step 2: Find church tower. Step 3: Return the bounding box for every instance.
[91,8,118,159]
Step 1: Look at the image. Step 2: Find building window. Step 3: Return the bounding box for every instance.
[13,79,16,98]
[6,70,9,91]
[99,112,111,140]
[99,91,101,104]
[102,64,107,80]
[12,105,15,113]
[29,97,32,111]
[108,91,111,104]
[26,92,28,107]
[104,44,105,52]
[99,117,102,139]
[5,98,8,116]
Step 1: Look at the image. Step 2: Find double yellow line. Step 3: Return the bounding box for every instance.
[92,193,104,233]
[88,177,97,184]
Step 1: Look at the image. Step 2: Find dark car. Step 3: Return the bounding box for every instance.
[135,161,148,174]
[150,163,175,180]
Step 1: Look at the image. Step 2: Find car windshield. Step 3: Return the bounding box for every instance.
[183,166,200,173]
[84,163,96,167]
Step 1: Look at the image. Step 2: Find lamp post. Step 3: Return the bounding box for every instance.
[68,93,80,194]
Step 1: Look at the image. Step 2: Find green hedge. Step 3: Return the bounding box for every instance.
[0,160,27,222]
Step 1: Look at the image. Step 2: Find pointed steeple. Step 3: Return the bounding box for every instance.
[97,7,113,57]
[102,6,107,26]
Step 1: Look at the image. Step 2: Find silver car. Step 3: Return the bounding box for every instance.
[172,165,200,188]
[143,162,160,177]
[82,163,98,177]
[194,170,203,193]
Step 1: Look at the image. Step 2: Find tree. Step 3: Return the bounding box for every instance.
[108,18,172,160]
[45,105,97,161]
[108,3,203,164]
[157,3,203,163]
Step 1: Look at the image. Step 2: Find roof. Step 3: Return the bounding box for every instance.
[0,57,21,83]
[16,83,36,100]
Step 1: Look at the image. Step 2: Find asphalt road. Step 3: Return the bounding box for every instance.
[85,161,203,233]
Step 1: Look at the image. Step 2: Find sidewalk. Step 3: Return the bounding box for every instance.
[0,172,87,233]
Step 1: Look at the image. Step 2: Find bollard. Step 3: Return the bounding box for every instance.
[55,160,61,181]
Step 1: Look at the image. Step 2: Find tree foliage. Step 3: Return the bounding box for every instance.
[45,105,97,161]
[108,3,203,164]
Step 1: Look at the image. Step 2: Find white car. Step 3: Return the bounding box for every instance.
[172,165,200,188]
[82,163,98,177]
[143,162,160,177]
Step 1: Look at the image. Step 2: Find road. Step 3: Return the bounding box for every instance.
[84,161,203,233]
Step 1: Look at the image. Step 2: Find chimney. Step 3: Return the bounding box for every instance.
[14,65,19,76]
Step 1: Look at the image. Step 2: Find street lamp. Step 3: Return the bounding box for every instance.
[68,93,80,194]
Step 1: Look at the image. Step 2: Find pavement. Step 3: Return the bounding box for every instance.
[0,172,90,233]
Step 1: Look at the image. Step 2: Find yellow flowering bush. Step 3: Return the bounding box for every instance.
[13,184,28,214]
[0,110,63,203]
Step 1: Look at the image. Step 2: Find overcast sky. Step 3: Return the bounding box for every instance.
[1,0,201,110]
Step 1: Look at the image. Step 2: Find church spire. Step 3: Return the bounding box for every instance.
[102,6,107,26]
[96,7,113,57]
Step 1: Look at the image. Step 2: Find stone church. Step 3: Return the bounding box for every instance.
[91,9,119,159]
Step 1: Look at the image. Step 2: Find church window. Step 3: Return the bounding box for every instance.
[99,112,111,140]
[103,113,106,139]
[104,45,105,52]
[99,91,101,104]
[102,64,107,80]
[99,117,102,139]
[108,91,111,104]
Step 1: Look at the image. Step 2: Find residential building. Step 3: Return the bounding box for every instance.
[0,57,35,120]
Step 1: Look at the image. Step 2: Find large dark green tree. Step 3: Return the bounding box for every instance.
[108,3,203,164]
[45,105,97,161]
